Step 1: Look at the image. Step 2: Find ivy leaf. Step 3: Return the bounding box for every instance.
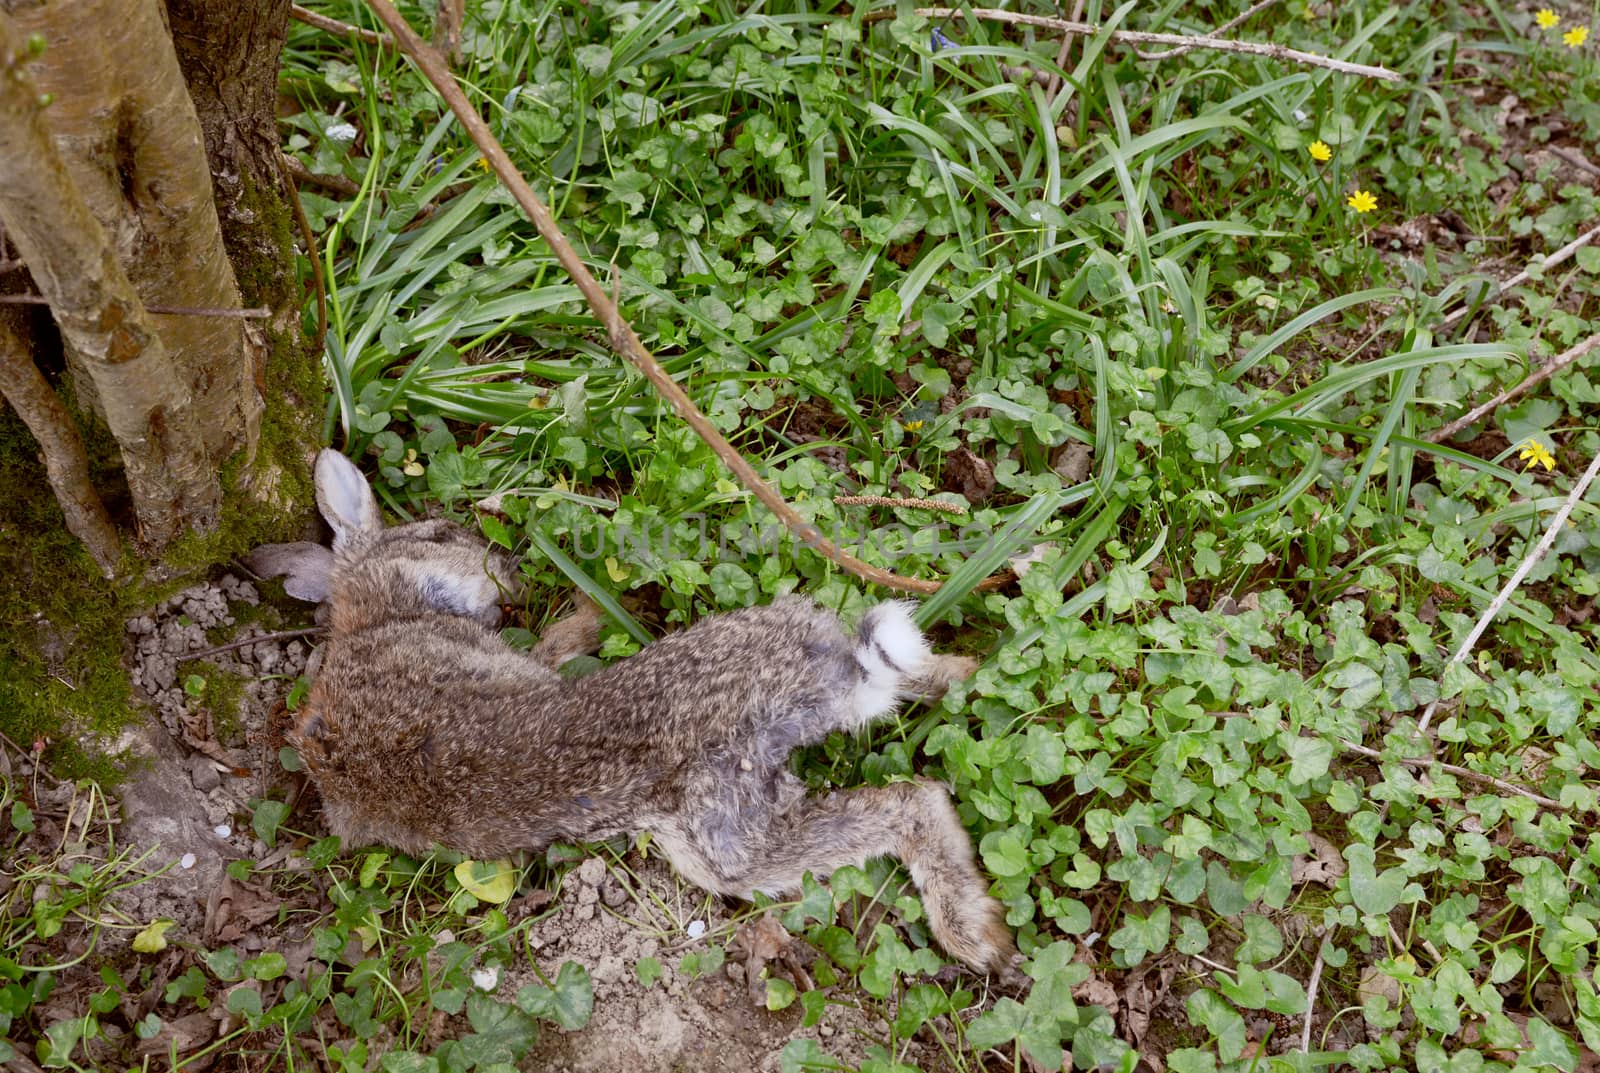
[1343,844,1413,915]
[252,799,289,848]
[779,1038,832,1073]
[1283,734,1334,784]
[459,993,537,1066]
[454,859,519,904]
[515,961,593,1030]
[1185,988,1247,1062]
[967,997,1065,1069]
[766,977,797,1011]
[132,919,175,954]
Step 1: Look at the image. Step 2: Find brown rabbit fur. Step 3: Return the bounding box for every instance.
[251,450,1017,976]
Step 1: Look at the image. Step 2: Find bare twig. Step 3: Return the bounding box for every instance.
[279,155,362,199]
[362,0,1016,596]
[1300,942,1324,1053]
[0,294,270,318]
[433,0,465,66]
[866,8,1403,81]
[177,627,323,663]
[834,494,969,515]
[1549,145,1600,179]
[290,4,390,47]
[1333,733,1564,811]
[1044,0,1086,105]
[1441,219,1600,328]
[277,151,329,350]
[1427,331,1600,443]
[1136,0,1281,60]
[0,320,120,575]
[1415,443,1600,739]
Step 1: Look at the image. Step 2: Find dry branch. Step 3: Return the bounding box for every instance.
[1135,0,1281,61]
[1441,219,1600,329]
[1415,443,1600,739]
[0,294,270,318]
[1426,331,1600,443]
[834,494,969,515]
[362,0,1014,596]
[866,8,1403,81]
[290,4,390,47]
[0,15,218,546]
[433,0,465,66]
[0,320,120,575]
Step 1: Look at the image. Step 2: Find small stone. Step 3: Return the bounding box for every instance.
[180,852,197,869]
[686,920,707,940]
[819,1023,834,1038]
[190,756,221,792]
[600,877,628,908]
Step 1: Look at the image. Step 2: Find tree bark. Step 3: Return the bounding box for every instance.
[0,320,120,575]
[0,14,219,546]
[4,0,262,470]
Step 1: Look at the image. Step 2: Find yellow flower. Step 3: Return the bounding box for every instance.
[478,156,491,171]
[1564,24,1589,46]
[904,419,925,432]
[1536,8,1560,29]
[1519,438,1556,471]
[1309,140,1333,162]
[1346,189,1378,213]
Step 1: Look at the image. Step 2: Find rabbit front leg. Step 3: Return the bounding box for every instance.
[655,780,1018,978]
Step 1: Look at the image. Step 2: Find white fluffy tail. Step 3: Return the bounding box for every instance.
[850,601,933,725]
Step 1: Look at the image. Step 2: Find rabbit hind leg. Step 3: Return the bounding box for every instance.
[658,781,1017,978]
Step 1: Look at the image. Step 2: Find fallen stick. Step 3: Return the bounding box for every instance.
[360,0,1016,596]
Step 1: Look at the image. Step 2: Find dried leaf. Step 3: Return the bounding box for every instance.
[1292,831,1346,886]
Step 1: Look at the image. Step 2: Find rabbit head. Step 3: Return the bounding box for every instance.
[248,450,519,632]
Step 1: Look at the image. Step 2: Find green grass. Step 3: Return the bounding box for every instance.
[13,0,1600,1068]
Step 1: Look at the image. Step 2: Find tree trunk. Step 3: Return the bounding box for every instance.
[165,0,321,516]
[5,0,264,474]
[0,12,221,546]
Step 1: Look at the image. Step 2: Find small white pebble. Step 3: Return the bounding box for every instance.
[1293,108,1308,122]
[471,966,500,991]
[180,853,197,870]
[686,920,706,940]
[327,122,358,143]
[214,824,232,838]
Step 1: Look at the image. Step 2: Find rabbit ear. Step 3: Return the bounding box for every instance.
[245,542,335,603]
[315,450,383,549]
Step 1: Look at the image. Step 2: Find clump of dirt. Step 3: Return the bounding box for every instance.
[112,573,313,946]
[515,855,929,1073]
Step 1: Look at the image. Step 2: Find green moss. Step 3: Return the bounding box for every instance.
[0,406,135,783]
